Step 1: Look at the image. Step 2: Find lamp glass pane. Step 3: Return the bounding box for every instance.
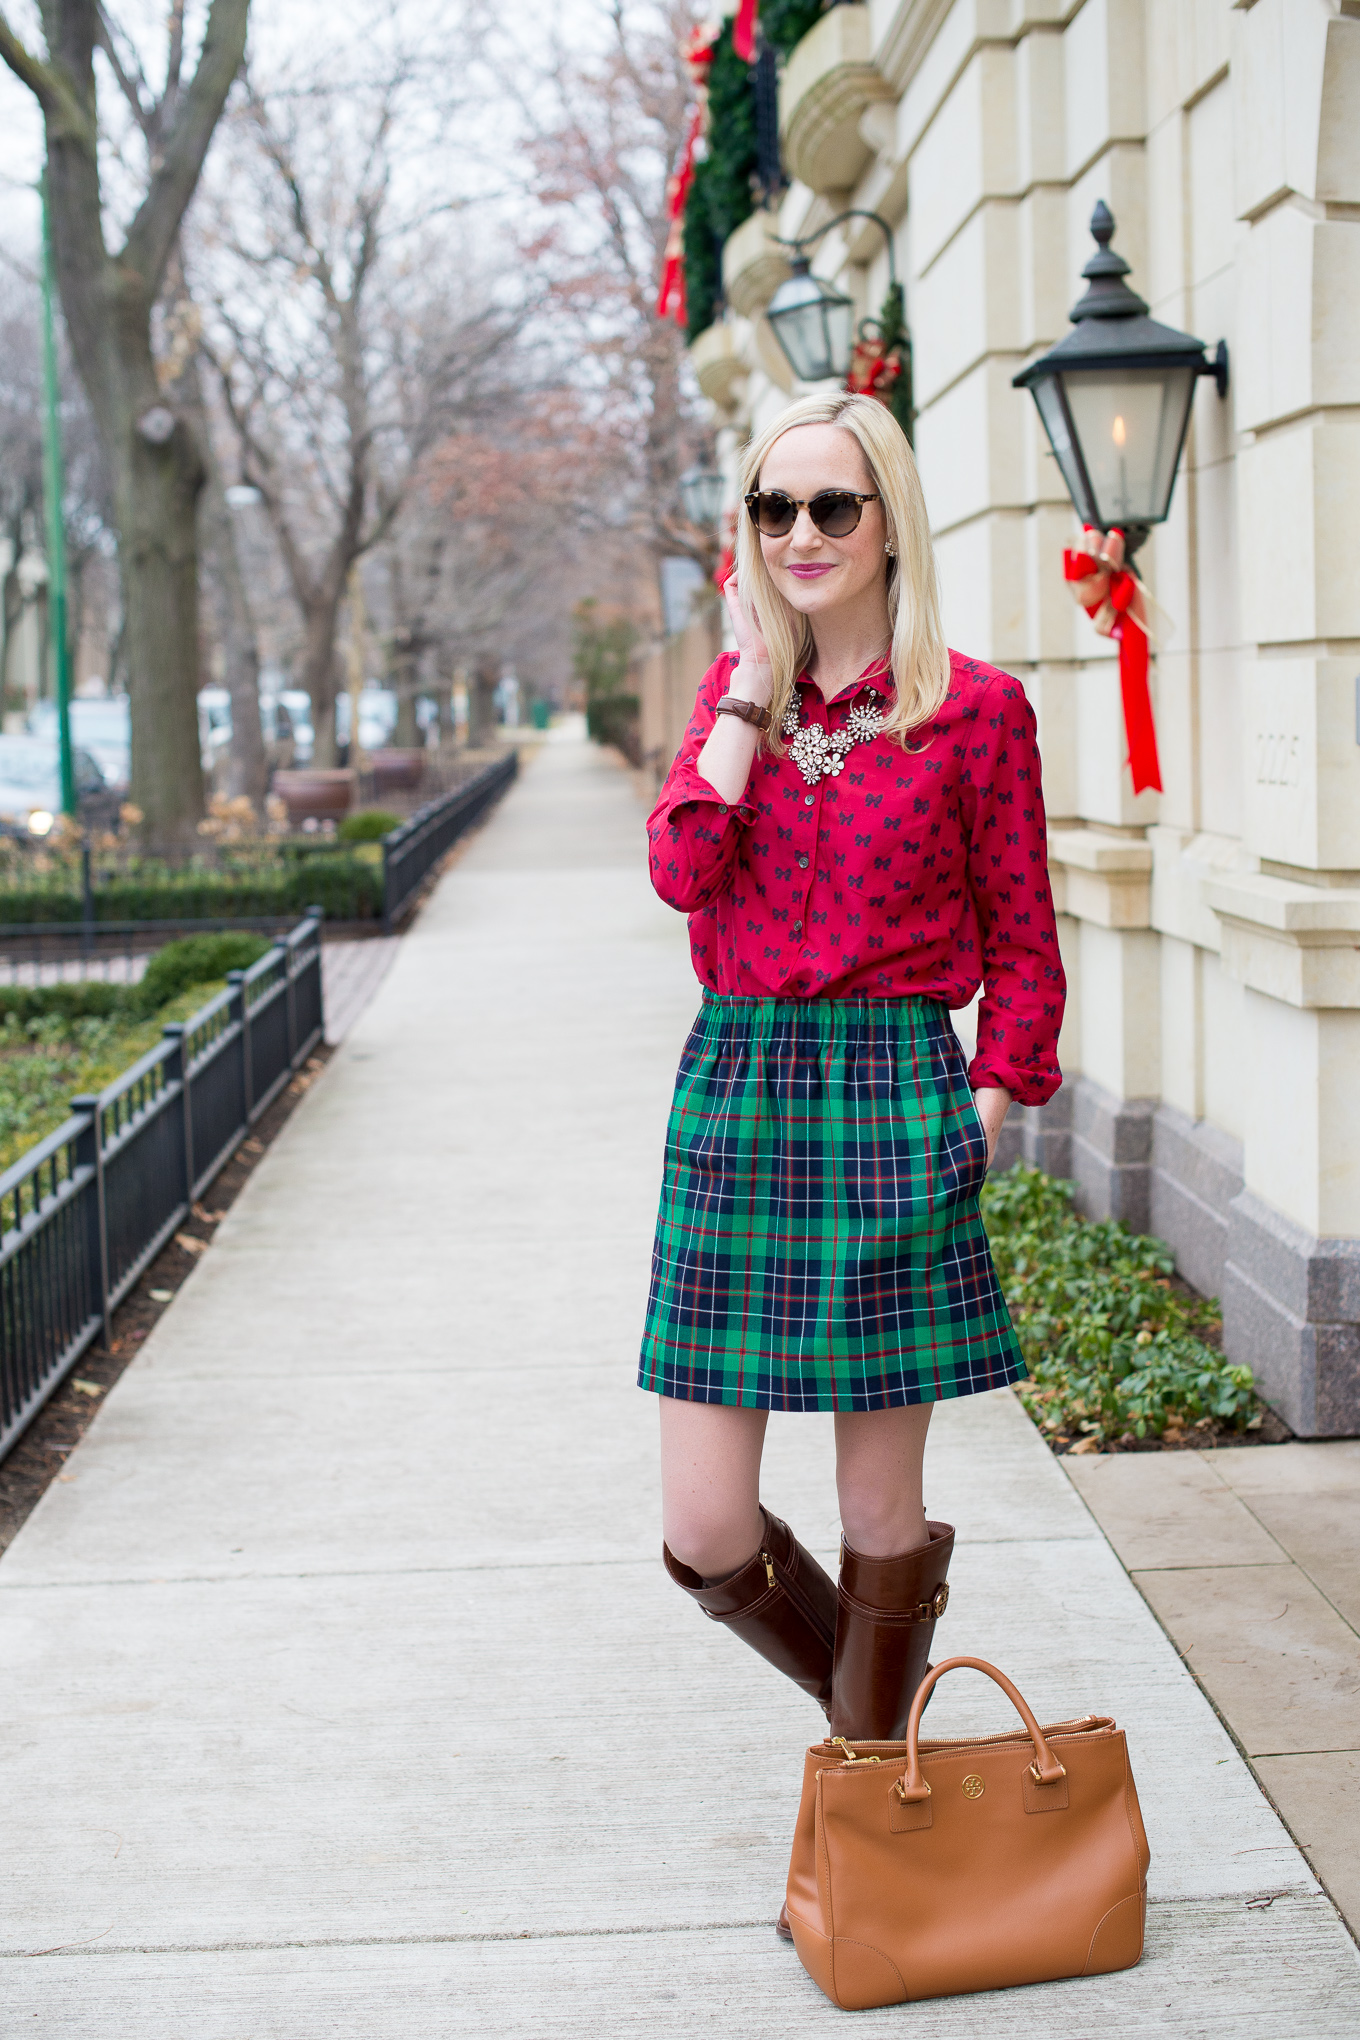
[820,297,855,382]
[1031,376,1096,526]
[767,273,855,382]
[1059,366,1196,528]
[680,468,724,525]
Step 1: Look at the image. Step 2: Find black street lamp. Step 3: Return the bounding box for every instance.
[679,464,725,527]
[1013,202,1228,555]
[766,210,895,384]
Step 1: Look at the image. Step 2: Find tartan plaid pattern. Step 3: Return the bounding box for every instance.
[639,995,1026,1412]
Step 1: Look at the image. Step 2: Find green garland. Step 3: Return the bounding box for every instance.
[683,2,825,343]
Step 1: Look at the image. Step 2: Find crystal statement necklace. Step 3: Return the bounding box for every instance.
[781,690,886,786]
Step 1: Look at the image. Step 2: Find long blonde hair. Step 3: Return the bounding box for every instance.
[734,392,950,748]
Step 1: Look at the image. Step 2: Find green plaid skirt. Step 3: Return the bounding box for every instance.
[638,995,1025,1412]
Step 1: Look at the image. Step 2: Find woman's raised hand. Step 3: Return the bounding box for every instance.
[721,573,773,700]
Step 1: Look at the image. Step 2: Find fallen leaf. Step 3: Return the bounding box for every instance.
[72,1380,104,1398]
[1067,1436,1102,1455]
[148,1289,172,1303]
[174,1234,207,1256]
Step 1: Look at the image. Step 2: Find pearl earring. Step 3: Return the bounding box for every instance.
[884,540,897,557]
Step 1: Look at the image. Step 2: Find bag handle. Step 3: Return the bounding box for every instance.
[895,1655,1069,1804]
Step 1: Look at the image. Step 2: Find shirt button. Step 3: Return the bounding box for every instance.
[792,920,803,935]
[797,854,809,869]
[804,793,815,806]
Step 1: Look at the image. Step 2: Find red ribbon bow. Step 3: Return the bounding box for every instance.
[1062,527,1162,795]
[846,333,902,404]
[733,0,759,62]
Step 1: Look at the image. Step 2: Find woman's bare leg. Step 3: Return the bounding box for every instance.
[659,1399,769,1578]
[833,1404,933,1555]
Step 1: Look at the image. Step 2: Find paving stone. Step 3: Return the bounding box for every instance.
[1252,1750,1360,1935]
[1133,1563,1360,1756]
[1065,1450,1285,1570]
[1207,1444,1360,1633]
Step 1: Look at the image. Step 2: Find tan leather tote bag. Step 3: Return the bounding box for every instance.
[785,1655,1150,2010]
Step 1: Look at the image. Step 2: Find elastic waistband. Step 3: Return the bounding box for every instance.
[696,991,946,1040]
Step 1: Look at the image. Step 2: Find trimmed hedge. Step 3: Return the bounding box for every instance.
[0,933,273,1033]
[981,1163,1258,1447]
[0,853,381,925]
[0,982,129,1027]
[337,809,401,842]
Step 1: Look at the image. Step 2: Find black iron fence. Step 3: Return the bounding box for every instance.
[0,913,324,1464]
[382,751,517,929]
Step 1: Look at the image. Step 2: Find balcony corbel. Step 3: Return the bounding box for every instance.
[722,209,792,318]
[688,321,748,413]
[778,4,895,196]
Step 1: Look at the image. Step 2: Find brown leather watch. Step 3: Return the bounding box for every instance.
[714,692,772,732]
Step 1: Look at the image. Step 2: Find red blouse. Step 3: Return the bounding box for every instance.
[646,649,1065,1108]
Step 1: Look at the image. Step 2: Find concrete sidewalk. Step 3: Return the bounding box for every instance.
[2,732,1357,2034]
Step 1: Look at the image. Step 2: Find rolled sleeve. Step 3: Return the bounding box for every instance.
[964,680,1066,1108]
[646,653,757,913]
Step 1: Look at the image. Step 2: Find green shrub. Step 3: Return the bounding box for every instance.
[0,854,382,924]
[337,809,401,842]
[981,1162,1258,1446]
[0,982,130,1027]
[132,932,272,1016]
[0,1011,128,1158]
[287,853,381,920]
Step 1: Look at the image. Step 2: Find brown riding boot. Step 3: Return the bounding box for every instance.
[663,1506,837,1716]
[828,1519,955,1741]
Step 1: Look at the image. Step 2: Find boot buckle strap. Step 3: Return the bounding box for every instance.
[839,1581,950,1623]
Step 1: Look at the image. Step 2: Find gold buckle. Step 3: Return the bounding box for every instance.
[932,1583,950,1619]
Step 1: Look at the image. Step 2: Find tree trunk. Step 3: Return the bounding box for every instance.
[184,353,268,805]
[469,656,500,748]
[300,594,345,767]
[116,421,207,841]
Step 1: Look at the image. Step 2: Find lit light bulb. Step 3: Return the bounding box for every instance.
[1112,415,1127,447]
[27,810,54,836]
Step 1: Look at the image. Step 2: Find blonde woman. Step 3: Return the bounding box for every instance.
[639,395,1065,1927]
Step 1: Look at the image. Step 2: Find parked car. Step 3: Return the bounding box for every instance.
[0,733,108,836]
[28,696,130,793]
[197,686,233,775]
[199,686,318,770]
[336,685,399,753]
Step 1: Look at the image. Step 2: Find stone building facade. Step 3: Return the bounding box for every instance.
[655,0,1360,1435]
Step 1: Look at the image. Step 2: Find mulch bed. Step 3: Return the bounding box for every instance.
[0,1047,331,1559]
[1043,1406,1295,1459]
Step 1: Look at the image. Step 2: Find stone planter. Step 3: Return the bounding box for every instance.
[272,768,356,824]
[370,749,425,794]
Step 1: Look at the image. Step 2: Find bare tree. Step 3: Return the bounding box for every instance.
[198,52,522,767]
[489,0,714,586]
[0,0,249,839]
